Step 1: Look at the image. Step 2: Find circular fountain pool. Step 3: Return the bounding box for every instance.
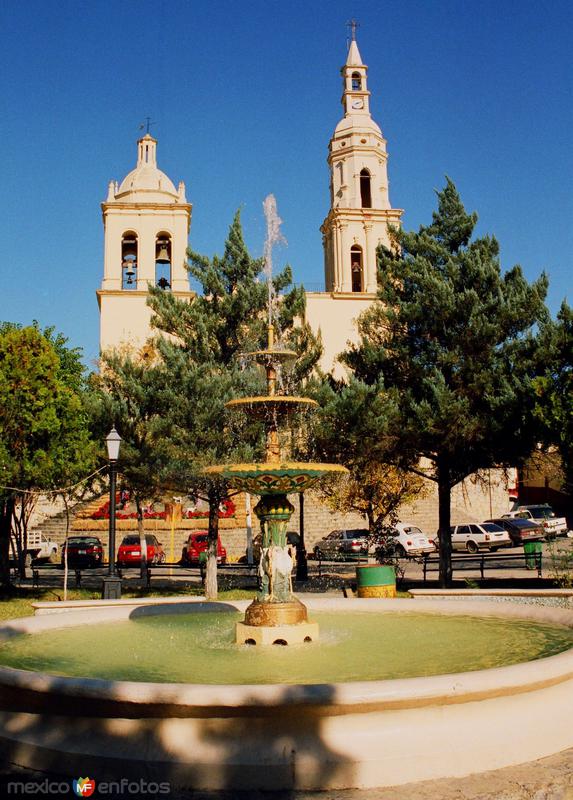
[1,597,572,791]
[1,608,571,684]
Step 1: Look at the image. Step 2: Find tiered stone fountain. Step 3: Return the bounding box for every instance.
[206,323,346,644]
[207,194,346,644]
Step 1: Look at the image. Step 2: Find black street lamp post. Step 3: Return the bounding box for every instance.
[102,426,122,600]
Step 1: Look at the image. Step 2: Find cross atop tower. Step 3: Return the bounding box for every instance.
[140,117,155,135]
[346,18,359,42]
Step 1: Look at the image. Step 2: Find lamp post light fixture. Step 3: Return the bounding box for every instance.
[102,426,122,600]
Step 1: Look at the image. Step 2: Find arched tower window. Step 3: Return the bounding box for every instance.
[155,233,172,290]
[121,232,138,290]
[350,245,363,293]
[360,169,372,209]
[351,72,362,90]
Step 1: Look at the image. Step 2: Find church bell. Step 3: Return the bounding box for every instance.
[156,241,170,263]
[122,238,137,259]
[122,259,136,284]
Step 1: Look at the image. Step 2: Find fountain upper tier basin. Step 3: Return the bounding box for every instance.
[0,597,572,790]
[204,461,347,494]
[249,347,298,363]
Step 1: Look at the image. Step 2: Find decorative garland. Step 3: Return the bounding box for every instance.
[91,496,236,520]
[184,498,236,519]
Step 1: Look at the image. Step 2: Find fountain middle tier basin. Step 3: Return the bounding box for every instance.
[204,461,347,494]
[0,597,572,791]
[224,395,318,419]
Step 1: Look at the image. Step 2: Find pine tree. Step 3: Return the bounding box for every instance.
[343,179,549,586]
[535,302,573,493]
[147,211,321,598]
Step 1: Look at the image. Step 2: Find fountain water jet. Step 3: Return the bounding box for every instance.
[206,194,347,643]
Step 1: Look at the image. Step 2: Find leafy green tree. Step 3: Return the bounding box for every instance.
[0,325,96,588]
[307,377,425,565]
[86,349,175,575]
[147,210,321,598]
[534,302,573,493]
[343,179,549,586]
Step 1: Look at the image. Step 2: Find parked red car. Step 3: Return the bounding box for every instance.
[181,532,227,565]
[117,534,165,566]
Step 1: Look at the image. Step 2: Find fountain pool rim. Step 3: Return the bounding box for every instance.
[1,597,573,708]
[1,596,572,790]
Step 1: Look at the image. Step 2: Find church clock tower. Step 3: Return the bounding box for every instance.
[321,35,402,293]
[97,134,192,354]
[305,34,403,373]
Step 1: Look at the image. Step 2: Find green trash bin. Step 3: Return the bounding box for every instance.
[524,540,542,570]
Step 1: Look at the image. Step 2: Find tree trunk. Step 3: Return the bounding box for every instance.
[366,502,375,533]
[16,495,34,580]
[135,496,147,579]
[62,494,70,602]
[11,503,25,580]
[205,488,220,601]
[437,463,452,588]
[0,496,15,591]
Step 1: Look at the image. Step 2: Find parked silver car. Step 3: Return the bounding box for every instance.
[312,529,369,559]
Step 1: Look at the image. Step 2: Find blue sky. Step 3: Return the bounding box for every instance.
[1,0,571,368]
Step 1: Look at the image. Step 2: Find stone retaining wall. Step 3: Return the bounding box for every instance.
[55,469,514,560]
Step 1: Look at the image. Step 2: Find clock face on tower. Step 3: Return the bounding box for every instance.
[351,98,364,110]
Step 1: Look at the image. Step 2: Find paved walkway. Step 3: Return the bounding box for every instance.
[2,748,572,799]
[165,748,573,799]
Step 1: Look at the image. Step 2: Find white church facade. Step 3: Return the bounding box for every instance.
[96,37,513,540]
[97,38,403,371]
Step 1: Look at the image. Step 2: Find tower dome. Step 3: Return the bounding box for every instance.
[114,134,182,202]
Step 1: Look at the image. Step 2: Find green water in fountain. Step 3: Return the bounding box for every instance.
[1,611,571,684]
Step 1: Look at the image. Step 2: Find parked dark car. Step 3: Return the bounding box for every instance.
[181,532,227,565]
[61,536,104,568]
[485,518,544,546]
[312,529,369,559]
[117,534,165,566]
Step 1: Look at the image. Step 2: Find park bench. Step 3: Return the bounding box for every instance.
[421,551,543,582]
[31,563,107,588]
[313,553,369,577]
[121,561,259,588]
[29,561,260,590]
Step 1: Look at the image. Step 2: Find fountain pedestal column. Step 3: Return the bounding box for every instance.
[236,618,319,646]
[235,491,319,645]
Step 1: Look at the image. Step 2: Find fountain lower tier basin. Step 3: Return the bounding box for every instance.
[204,461,348,493]
[0,597,572,791]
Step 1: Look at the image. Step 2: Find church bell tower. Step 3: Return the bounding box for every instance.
[97,134,192,353]
[321,34,402,293]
